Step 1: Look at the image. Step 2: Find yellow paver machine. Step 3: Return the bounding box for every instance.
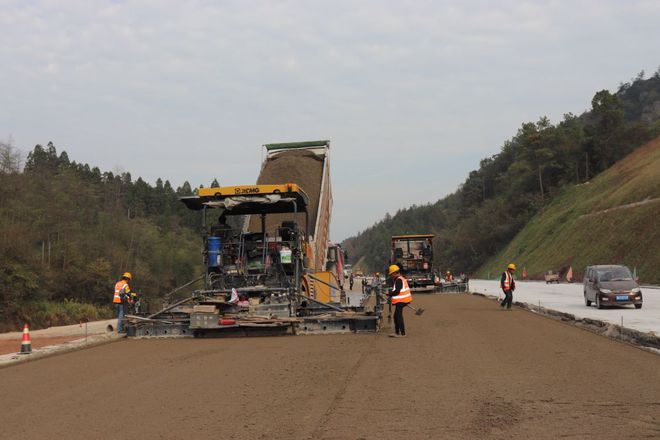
[126,142,382,337]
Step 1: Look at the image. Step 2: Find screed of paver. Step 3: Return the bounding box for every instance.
[0,294,658,440]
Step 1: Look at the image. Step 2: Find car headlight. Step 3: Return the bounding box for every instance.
[599,288,612,294]
[631,287,641,293]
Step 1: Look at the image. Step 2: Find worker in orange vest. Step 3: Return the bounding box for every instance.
[113,272,133,332]
[500,263,516,310]
[387,264,412,338]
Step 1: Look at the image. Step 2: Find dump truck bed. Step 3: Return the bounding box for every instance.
[248,141,332,272]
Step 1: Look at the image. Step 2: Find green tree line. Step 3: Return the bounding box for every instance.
[343,70,660,274]
[0,141,209,329]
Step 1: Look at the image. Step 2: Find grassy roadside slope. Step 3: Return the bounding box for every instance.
[478,136,660,283]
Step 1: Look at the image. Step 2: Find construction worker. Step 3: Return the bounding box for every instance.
[212,211,234,241]
[387,264,412,338]
[371,272,381,289]
[113,272,133,332]
[500,263,516,310]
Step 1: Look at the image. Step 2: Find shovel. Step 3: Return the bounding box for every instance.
[406,303,425,316]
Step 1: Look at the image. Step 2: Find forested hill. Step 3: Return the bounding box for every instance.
[343,70,660,274]
[480,135,660,283]
[0,142,205,330]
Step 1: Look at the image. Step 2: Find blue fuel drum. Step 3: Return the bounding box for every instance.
[207,237,222,267]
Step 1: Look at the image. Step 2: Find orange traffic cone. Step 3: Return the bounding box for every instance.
[20,323,32,354]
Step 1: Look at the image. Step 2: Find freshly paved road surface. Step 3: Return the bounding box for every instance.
[471,279,660,335]
[1,294,658,439]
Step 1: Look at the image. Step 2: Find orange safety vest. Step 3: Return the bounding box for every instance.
[502,271,514,291]
[391,276,412,304]
[113,280,128,304]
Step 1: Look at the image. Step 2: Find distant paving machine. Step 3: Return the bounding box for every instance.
[390,234,468,293]
[391,234,436,292]
[125,141,381,337]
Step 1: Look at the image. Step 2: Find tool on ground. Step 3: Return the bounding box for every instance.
[406,304,425,316]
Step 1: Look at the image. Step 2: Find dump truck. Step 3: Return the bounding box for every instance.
[125,141,381,337]
[250,141,342,303]
[326,242,345,288]
[545,270,560,284]
[391,234,436,292]
[250,140,332,274]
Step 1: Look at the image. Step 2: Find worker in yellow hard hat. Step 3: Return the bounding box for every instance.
[113,272,133,332]
[500,263,516,310]
[387,264,412,338]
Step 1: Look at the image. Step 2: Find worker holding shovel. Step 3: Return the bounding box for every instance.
[387,265,413,338]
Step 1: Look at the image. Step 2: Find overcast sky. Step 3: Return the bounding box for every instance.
[1,0,659,240]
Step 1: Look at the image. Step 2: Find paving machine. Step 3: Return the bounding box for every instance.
[390,234,468,293]
[124,140,381,337]
[125,183,381,337]
[184,183,307,335]
[391,234,436,292]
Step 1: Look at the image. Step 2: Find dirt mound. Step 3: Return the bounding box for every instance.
[249,150,324,237]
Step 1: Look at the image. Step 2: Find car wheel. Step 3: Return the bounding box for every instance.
[634,304,642,309]
[596,295,603,309]
[584,294,591,307]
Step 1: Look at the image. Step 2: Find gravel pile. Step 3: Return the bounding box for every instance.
[249,149,324,238]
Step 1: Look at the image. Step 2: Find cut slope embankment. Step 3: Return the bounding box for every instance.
[479,136,660,283]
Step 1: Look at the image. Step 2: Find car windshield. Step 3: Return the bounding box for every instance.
[597,267,633,282]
